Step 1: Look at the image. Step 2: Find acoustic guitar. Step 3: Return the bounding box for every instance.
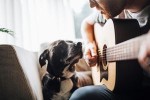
[91,19,147,92]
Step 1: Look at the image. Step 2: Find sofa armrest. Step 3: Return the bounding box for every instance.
[0,45,43,100]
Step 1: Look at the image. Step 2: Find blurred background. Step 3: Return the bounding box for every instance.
[0,0,93,51]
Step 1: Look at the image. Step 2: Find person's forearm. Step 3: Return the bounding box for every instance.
[81,20,95,44]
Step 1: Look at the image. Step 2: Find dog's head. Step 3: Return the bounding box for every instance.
[39,40,83,79]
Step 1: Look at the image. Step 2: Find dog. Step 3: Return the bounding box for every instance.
[39,40,88,100]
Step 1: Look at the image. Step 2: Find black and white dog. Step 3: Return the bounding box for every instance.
[39,40,84,100]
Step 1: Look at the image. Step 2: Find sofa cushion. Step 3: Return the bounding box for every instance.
[0,45,43,100]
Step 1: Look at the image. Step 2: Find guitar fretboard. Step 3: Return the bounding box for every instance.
[103,34,146,62]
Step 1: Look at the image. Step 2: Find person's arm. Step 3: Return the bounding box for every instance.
[138,30,150,74]
[81,12,99,67]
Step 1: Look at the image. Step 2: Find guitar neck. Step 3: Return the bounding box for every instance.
[106,34,146,62]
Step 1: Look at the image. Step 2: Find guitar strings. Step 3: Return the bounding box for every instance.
[99,33,145,54]
[95,34,146,62]
[98,45,139,61]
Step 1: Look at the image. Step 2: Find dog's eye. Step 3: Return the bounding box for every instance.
[66,58,71,63]
[64,57,72,65]
[68,65,75,72]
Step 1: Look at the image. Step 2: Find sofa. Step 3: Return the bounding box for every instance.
[0,44,43,100]
[0,44,92,100]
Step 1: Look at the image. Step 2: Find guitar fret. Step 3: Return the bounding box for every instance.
[106,34,146,62]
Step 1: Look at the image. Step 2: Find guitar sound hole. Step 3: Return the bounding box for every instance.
[103,44,107,67]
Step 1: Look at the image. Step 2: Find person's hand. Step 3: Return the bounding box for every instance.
[84,41,98,67]
[138,31,150,74]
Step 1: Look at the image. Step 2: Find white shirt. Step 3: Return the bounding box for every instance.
[124,5,150,27]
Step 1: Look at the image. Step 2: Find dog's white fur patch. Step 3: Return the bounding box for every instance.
[51,79,73,100]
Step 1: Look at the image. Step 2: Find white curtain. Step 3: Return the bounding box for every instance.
[0,0,75,51]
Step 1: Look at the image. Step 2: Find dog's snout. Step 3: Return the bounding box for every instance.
[76,42,82,47]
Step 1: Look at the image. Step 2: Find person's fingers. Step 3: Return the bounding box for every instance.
[89,56,97,67]
[90,45,97,57]
[138,41,150,72]
[142,58,150,74]
[84,50,97,67]
[84,47,91,59]
[83,42,98,67]
[89,42,97,57]
[84,48,91,65]
[138,43,147,68]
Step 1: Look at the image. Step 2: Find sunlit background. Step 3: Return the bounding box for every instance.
[0,0,93,51]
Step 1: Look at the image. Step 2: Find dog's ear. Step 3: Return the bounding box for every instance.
[39,49,49,67]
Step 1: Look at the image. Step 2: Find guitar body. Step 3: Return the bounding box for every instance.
[92,19,143,93]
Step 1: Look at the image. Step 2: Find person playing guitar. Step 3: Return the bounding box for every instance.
[69,0,150,100]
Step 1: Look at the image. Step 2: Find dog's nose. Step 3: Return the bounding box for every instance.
[76,42,82,47]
